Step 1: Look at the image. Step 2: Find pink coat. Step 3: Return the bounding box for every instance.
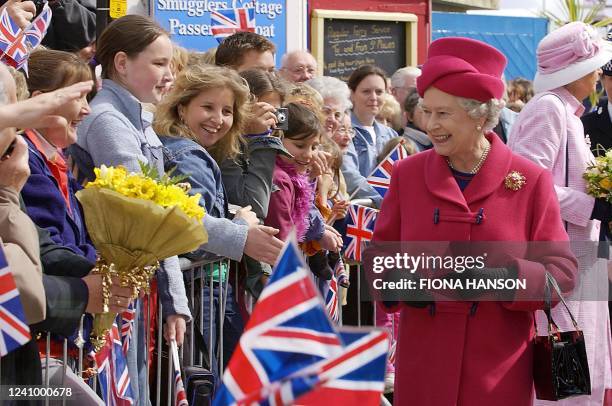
[509,87,612,406]
[372,134,577,406]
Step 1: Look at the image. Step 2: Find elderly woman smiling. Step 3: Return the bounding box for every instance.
[372,37,577,405]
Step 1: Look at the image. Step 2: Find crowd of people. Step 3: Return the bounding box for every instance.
[0,4,610,405]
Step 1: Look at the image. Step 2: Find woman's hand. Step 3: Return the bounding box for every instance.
[233,205,259,227]
[164,314,187,346]
[318,225,343,252]
[2,0,36,29]
[82,274,133,314]
[244,102,278,134]
[243,225,283,265]
[331,200,349,219]
[0,135,29,193]
[0,81,94,130]
[308,150,331,180]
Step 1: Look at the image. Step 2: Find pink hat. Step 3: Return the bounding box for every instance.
[534,22,612,93]
[416,37,507,102]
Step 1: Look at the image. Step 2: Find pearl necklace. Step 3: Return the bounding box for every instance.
[447,141,491,174]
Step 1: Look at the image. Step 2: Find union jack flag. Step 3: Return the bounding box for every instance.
[120,302,135,355]
[0,248,31,357]
[170,340,188,406]
[210,7,256,43]
[325,275,339,324]
[366,141,409,197]
[343,204,378,262]
[213,236,344,405]
[295,329,389,405]
[24,4,51,50]
[237,328,390,405]
[95,318,134,406]
[0,7,28,70]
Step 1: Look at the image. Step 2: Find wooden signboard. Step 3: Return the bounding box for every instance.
[311,9,418,81]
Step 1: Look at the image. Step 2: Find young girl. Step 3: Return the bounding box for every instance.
[153,64,283,374]
[72,15,188,404]
[21,48,130,406]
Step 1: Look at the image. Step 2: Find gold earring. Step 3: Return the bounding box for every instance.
[476,125,482,131]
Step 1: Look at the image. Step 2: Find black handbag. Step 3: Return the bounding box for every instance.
[533,273,591,401]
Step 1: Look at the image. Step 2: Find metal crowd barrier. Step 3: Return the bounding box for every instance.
[1,239,393,405]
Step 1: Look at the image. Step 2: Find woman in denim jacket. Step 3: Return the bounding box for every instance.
[154,64,283,375]
[344,65,398,208]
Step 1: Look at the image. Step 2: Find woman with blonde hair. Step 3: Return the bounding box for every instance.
[154,64,283,374]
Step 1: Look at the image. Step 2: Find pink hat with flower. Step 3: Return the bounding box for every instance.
[534,21,612,93]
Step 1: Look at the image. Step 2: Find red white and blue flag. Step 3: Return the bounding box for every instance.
[211,7,256,43]
[24,4,51,50]
[295,329,389,405]
[120,302,135,355]
[325,275,339,324]
[230,328,389,405]
[0,247,31,357]
[0,7,28,70]
[0,3,51,73]
[170,340,188,406]
[213,236,344,405]
[95,318,134,406]
[213,237,388,405]
[343,204,378,262]
[366,141,408,197]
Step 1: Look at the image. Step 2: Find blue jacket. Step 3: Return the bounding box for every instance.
[22,134,97,264]
[161,136,248,262]
[341,113,398,208]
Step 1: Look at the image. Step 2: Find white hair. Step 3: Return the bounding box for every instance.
[390,66,422,88]
[280,50,316,69]
[307,76,352,111]
[456,97,506,132]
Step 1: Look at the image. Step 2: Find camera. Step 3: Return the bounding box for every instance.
[275,107,288,131]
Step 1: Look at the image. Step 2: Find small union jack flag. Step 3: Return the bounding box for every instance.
[343,204,378,262]
[24,4,51,50]
[170,340,188,406]
[95,318,134,405]
[243,328,390,405]
[366,141,409,197]
[213,236,344,405]
[325,275,339,324]
[120,301,135,355]
[0,7,28,70]
[210,7,256,43]
[0,247,31,357]
[296,328,390,405]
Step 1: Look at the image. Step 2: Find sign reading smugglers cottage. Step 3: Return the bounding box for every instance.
[311,9,418,81]
[153,0,286,63]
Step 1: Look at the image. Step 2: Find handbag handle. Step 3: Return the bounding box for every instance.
[537,272,580,336]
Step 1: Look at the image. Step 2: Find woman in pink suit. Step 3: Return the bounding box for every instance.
[372,37,578,405]
[508,22,612,406]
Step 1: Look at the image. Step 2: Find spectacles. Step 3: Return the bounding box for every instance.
[335,127,355,136]
[289,65,316,75]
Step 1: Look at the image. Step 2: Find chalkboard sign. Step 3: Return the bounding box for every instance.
[311,10,418,81]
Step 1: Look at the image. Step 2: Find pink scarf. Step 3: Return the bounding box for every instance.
[275,156,314,241]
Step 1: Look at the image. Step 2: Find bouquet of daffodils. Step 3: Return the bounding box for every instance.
[76,164,207,350]
[584,150,612,203]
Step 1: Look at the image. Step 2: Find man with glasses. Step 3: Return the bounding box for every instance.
[279,50,318,83]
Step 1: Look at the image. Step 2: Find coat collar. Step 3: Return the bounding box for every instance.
[99,79,144,131]
[424,133,512,209]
